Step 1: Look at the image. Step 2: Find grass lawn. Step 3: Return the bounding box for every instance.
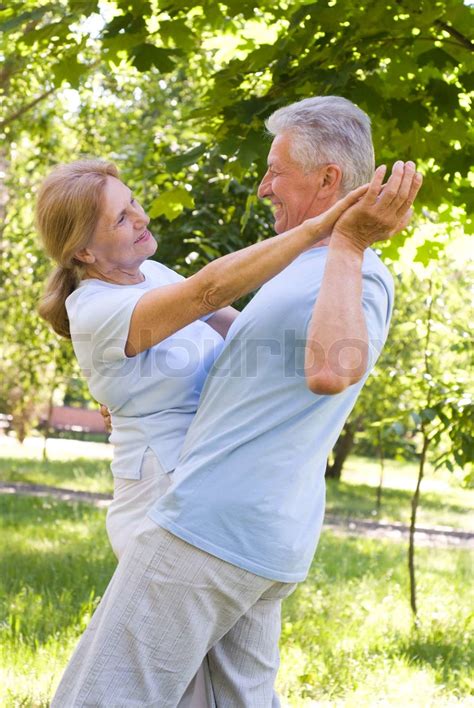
[0,494,472,707]
[325,456,474,532]
[1,437,472,530]
[0,455,113,495]
[0,442,472,705]
[0,436,113,494]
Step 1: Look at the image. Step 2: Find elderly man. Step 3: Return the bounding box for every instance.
[53,96,421,707]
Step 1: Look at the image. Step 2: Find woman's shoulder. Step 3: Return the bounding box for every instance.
[141,259,185,285]
[66,279,144,332]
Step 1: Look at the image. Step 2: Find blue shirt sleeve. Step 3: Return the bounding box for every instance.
[361,270,394,370]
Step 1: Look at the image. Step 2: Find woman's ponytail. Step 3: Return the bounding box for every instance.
[38,264,84,338]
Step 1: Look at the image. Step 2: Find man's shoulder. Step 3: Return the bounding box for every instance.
[362,249,394,289]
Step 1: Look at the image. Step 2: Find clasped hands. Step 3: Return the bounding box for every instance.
[309,161,423,253]
[335,161,423,253]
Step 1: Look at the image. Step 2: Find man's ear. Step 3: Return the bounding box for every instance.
[74,248,96,265]
[318,164,343,198]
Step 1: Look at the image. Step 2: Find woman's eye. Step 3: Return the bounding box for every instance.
[117,214,125,225]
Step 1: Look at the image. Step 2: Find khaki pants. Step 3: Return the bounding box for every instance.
[106,449,213,707]
[52,519,296,707]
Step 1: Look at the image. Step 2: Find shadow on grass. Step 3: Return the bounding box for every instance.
[393,628,473,687]
[0,456,111,492]
[326,479,468,522]
[0,492,105,524]
[280,534,473,694]
[1,495,117,648]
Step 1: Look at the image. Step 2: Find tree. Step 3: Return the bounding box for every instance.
[2,0,472,222]
[1,0,472,440]
[402,274,472,619]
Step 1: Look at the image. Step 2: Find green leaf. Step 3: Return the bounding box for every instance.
[378,230,411,261]
[443,148,474,178]
[149,188,195,221]
[414,240,446,265]
[240,193,258,231]
[69,0,99,13]
[245,44,277,71]
[52,57,89,88]
[21,20,69,47]
[237,129,267,168]
[166,145,207,172]
[0,5,54,33]
[427,80,460,116]
[420,407,437,423]
[387,99,430,130]
[102,33,144,55]
[458,73,474,92]
[130,44,176,73]
[416,48,458,70]
[349,83,383,115]
[159,19,194,47]
[102,12,146,38]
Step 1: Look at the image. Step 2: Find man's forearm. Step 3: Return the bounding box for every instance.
[304,161,422,395]
[304,235,368,395]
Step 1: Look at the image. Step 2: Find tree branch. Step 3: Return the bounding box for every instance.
[0,87,57,129]
[435,20,474,52]
[1,58,100,129]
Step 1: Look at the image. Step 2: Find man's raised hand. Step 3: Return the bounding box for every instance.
[332,161,423,253]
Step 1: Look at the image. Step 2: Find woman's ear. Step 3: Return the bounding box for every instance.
[74,248,96,265]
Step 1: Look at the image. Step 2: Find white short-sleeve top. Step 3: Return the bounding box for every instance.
[65,259,224,479]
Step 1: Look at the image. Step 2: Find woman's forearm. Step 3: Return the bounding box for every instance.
[127,187,368,355]
[189,221,320,310]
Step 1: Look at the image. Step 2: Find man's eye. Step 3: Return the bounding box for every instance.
[117,214,125,225]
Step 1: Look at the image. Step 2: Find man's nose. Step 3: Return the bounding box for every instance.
[257,172,271,199]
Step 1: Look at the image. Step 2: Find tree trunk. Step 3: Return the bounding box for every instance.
[408,431,429,621]
[408,278,434,622]
[326,422,356,480]
[376,428,385,515]
[42,384,56,462]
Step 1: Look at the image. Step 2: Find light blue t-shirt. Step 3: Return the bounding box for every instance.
[66,260,224,479]
[150,247,394,582]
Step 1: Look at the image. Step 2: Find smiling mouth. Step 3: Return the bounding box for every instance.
[135,229,151,244]
[272,204,283,217]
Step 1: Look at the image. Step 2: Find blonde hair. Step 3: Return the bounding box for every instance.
[37,159,119,338]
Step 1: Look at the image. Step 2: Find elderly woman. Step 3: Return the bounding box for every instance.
[37,159,366,705]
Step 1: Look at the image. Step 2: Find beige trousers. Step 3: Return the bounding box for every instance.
[105,449,214,707]
[52,520,296,707]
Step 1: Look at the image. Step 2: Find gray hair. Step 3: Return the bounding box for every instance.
[265,96,375,194]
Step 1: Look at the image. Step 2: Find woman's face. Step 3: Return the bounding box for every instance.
[81,176,157,277]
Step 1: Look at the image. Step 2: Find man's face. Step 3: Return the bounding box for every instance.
[257,132,328,233]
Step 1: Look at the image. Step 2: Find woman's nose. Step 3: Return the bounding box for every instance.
[133,204,149,226]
